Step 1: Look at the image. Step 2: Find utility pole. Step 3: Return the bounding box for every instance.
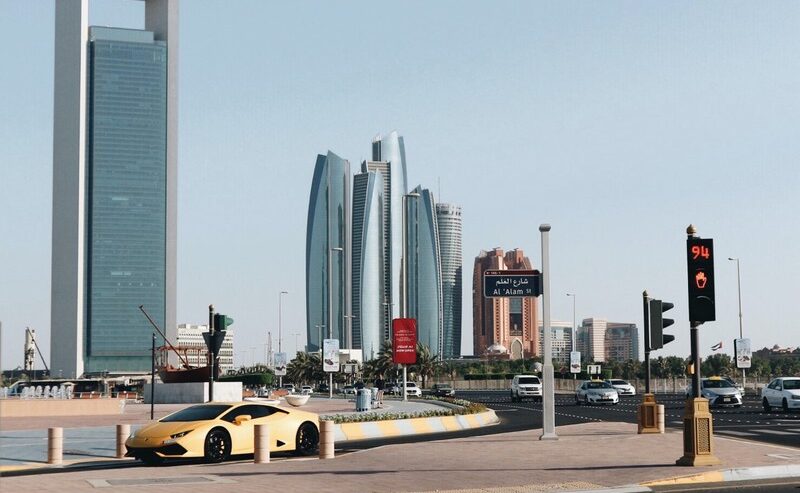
[539,223,557,441]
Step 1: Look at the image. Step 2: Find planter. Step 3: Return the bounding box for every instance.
[284,394,310,407]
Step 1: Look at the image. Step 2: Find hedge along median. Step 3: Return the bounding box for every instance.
[320,398,499,442]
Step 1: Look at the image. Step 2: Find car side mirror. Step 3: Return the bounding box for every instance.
[234,414,252,425]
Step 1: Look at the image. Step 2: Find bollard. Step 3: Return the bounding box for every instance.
[48,427,63,465]
[657,404,665,433]
[319,420,334,459]
[116,424,131,458]
[254,424,270,463]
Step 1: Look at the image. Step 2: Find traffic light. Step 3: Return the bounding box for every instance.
[649,298,675,350]
[213,313,234,332]
[686,237,715,322]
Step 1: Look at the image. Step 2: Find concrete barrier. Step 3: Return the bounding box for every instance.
[319,420,334,459]
[335,409,499,442]
[254,424,270,463]
[116,424,130,458]
[48,427,63,465]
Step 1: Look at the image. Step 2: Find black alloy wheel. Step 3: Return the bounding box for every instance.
[783,398,790,413]
[204,428,231,463]
[762,398,772,413]
[294,422,319,456]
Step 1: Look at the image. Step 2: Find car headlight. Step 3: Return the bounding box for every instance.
[170,430,192,439]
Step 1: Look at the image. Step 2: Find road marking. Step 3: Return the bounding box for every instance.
[756,429,797,436]
[717,430,756,436]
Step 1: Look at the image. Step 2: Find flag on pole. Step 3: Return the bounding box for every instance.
[711,341,722,351]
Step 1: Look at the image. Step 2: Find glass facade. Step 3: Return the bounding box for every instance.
[406,187,443,357]
[84,27,167,372]
[351,170,384,359]
[436,203,462,358]
[306,152,350,351]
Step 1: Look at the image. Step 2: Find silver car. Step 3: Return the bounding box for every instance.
[576,381,619,405]
[685,377,742,408]
[605,379,636,397]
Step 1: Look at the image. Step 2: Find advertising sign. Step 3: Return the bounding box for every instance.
[392,318,417,365]
[570,351,581,374]
[483,269,542,298]
[323,339,340,372]
[274,352,287,376]
[587,364,601,376]
[734,338,752,369]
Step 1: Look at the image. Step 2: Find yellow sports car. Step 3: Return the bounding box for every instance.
[125,402,319,464]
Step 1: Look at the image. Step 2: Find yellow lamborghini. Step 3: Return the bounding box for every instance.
[125,402,319,464]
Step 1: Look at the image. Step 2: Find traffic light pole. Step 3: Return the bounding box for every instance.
[638,290,661,434]
[208,304,215,403]
[643,290,651,395]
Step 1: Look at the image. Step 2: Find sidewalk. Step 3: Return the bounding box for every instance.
[2,418,799,492]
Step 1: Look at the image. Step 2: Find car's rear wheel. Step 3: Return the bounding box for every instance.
[783,398,790,413]
[204,428,231,463]
[294,422,319,456]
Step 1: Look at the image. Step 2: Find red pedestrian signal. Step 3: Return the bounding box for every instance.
[686,237,715,322]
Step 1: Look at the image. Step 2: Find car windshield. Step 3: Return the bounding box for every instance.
[703,380,733,389]
[518,377,540,385]
[435,384,452,389]
[609,380,627,385]
[406,382,417,387]
[161,404,231,422]
[586,382,612,389]
[784,379,800,390]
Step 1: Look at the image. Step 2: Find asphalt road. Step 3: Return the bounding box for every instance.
[456,390,800,449]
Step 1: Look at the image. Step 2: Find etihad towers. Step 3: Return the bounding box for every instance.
[51,0,178,378]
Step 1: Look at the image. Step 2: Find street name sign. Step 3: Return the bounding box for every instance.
[483,270,542,298]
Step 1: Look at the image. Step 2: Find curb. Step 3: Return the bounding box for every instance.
[335,409,500,442]
[642,464,800,487]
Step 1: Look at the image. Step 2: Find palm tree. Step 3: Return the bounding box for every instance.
[412,342,439,388]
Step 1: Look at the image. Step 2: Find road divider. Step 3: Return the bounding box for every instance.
[334,409,499,442]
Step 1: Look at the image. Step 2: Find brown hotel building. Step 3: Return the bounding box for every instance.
[473,248,540,359]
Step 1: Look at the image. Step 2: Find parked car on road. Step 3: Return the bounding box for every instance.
[281,384,295,394]
[386,382,400,395]
[432,383,455,397]
[341,385,356,396]
[510,375,542,402]
[575,380,619,405]
[300,385,313,395]
[722,376,744,394]
[605,379,636,397]
[761,377,800,413]
[684,377,742,408]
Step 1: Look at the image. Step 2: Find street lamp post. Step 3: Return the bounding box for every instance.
[330,246,343,399]
[278,290,288,387]
[566,293,576,379]
[728,257,745,390]
[539,223,557,440]
[401,192,420,402]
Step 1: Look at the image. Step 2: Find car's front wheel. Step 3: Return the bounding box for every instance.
[204,428,231,463]
[762,397,772,413]
[783,398,790,413]
[295,422,319,456]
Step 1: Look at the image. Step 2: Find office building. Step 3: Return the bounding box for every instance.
[175,324,234,374]
[405,187,443,357]
[351,169,384,359]
[472,248,539,359]
[538,320,573,364]
[306,151,351,352]
[436,203,462,358]
[369,132,409,337]
[51,0,178,377]
[576,318,640,362]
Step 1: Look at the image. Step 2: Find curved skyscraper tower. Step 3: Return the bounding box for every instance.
[306,152,351,352]
[351,168,384,360]
[436,203,462,358]
[405,186,443,357]
[369,131,408,339]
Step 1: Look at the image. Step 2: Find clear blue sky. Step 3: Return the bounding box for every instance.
[1,1,798,370]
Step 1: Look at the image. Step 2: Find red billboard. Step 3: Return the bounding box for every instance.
[392,318,417,364]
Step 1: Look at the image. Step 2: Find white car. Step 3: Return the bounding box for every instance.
[576,380,619,405]
[510,375,542,402]
[404,382,422,397]
[685,377,742,408]
[300,385,313,395]
[761,377,800,413]
[605,379,636,397]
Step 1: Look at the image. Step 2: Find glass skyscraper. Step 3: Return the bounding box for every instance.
[306,152,351,352]
[51,1,178,378]
[405,186,443,357]
[351,168,384,359]
[436,203,462,358]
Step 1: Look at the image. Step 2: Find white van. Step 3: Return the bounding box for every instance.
[510,375,542,402]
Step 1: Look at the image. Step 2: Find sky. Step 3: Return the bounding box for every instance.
[1,1,798,370]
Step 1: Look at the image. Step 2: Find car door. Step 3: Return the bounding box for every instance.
[765,380,779,406]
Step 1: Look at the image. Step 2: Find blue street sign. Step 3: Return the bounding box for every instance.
[483,269,542,298]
